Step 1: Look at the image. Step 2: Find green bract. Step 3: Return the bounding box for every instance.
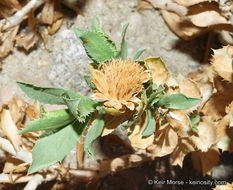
[17,16,201,174]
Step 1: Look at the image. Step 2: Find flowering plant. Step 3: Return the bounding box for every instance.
[17,17,201,174]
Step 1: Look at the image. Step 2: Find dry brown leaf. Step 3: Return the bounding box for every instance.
[0,0,20,18]
[144,57,169,86]
[216,115,233,152]
[0,109,22,151]
[212,46,233,83]
[39,28,49,45]
[147,124,178,158]
[216,115,229,142]
[128,112,154,149]
[191,116,217,152]
[214,183,233,190]
[48,17,63,35]
[137,0,153,11]
[0,26,19,58]
[25,101,40,121]
[3,157,28,174]
[161,10,208,40]
[191,147,220,176]
[76,136,84,167]
[166,110,191,137]
[102,112,130,136]
[177,74,201,98]
[226,101,233,128]
[10,96,27,126]
[28,9,36,32]
[40,0,54,25]
[173,0,208,7]
[16,32,39,51]
[171,138,195,167]
[53,1,63,22]
[188,11,229,27]
[202,81,233,121]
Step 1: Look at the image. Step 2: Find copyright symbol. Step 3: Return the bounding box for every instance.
[148,180,153,185]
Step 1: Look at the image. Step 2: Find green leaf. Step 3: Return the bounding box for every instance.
[189,114,200,133]
[19,109,75,135]
[192,126,199,133]
[28,120,88,174]
[91,16,104,34]
[17,81,66,105]
[148,85,165,106]
[39,128,62,139]
[157,93,201,110]
[117,23,129,60]
[74,29,117,65]
[84,113,105,157]
[142,109,156,137]
[62,91,99,122]
[190,115,200,125]
[133,48,146,62]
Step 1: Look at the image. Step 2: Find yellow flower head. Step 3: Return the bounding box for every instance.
[92,59,150,111]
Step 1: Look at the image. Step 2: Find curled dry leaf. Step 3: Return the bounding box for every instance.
[40,0,55,25]
[216,115,229,142]
[158,1,233,42]
[177,75,201,99]
[0,26,19,58]
[161,10,208,40]
[128,112,154,149]
[144,57,169,86]
[216,115,233,152]
[16,32,39,51]
[226,101,233,128]
[147,124,178,158]
[170,138,195,167]
[190,116,217,152]
[190,10,228,27]
[212,45,233,83]
[202,80,233,121]
[0,109,22,152]
[48,17,63,35]
[10,96,27,126]
[191,147,220,176]
[166,110,191,137]
[102,111,131,136]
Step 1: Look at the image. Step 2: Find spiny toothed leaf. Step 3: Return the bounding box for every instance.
[73,29,117,65]
[62,91,99,122]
